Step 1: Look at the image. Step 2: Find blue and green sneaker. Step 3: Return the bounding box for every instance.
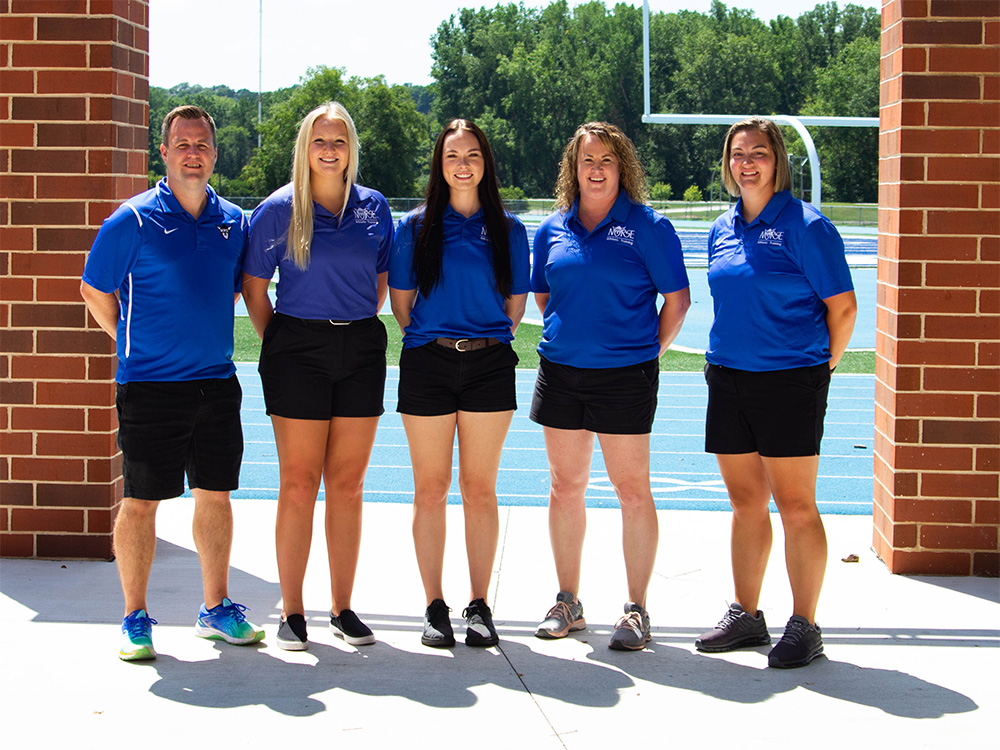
[194,598,265,645]
[120,609,157,661]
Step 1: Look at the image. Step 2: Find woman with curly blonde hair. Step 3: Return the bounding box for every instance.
[529,121,690,651]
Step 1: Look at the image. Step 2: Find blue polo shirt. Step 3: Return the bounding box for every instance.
[244,183,392,320]
[530,190,689,368]
[706,190,854,371]
[82,179,247,383]
[389,207,531,347]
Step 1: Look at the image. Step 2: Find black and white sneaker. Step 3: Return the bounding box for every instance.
[421,599,456,648]
[463,598,499,647]
[276,613,308,651]
[768,615,823,668]
[330,609,375,646]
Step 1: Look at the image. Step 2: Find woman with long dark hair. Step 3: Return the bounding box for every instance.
[389,119,530,648]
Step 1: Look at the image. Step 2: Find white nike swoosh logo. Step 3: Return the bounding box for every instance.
[164,228,178,234]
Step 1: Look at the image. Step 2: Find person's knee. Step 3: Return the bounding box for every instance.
[413,478,451,509]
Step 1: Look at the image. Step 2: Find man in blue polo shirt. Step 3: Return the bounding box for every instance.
[81,105,264,661]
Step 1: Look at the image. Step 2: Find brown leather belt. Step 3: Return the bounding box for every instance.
[434,337,502,352]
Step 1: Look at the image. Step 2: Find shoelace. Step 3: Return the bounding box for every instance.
[125,613,157,638]
[615,611,644,633]
[716,608,742,629]
[221,601,249,623]
[545,601,573,622]
[779,619,810,645]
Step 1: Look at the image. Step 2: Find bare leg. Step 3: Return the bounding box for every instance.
[191,489,233,608]
[272,416,329,617]
[323,416,380,615]
[542,426,594,599]
[597,432,659,608]
[715,452,773,616]
[401,413,456,605]
[762,455,825,623]
[114,497,159,616]
[456,409,513,603]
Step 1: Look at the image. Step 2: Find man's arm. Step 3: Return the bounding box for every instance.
[80,280,120,341]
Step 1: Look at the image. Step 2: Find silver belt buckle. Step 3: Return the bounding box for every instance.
[454,338,470,351]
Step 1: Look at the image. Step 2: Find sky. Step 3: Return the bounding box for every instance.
[149,0,880,91]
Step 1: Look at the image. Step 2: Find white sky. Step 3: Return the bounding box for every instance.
[149,0,880,91]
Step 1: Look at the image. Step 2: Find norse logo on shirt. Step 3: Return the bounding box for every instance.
[353,207,380,225]
[758,228,785,247]
[606,225,636,245]
[217,224,231,240]
[480,226,490,243]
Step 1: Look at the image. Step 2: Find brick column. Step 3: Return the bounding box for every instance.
[875,0,999,576]
[1,0,148,559]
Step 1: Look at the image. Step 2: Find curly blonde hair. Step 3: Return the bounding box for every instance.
[554,122,648,211]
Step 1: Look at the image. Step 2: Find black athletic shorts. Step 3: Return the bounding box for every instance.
[529,356,659,434]
[258,313,386,420]
[397,340,518,416]
[116,375,243,501]
[704,362,831,457]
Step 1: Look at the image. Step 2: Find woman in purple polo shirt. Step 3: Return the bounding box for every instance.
[242,101,393,651]
[694,117,857,668]
[389,119,530,648]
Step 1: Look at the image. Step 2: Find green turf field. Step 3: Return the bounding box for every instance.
[234,316,875,373]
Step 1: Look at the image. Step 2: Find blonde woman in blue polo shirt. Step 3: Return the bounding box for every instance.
[694,117,856,668]
[530,122,690,651]
[390,120,530,648]
[243,102,393,651]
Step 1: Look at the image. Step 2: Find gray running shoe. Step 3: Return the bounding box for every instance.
[768,615,823,668]
[534,591,586,639]
[695,602,770,652]
[608,602,651,651]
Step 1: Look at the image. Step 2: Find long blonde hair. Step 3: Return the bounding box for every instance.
[287,102,360,270]
[554,122,648,211]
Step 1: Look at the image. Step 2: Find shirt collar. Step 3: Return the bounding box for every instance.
[314,182,361,219]
[156,178,223,220]
[443,204,484,222]
[567,188,632,232]
[734,189,792,228]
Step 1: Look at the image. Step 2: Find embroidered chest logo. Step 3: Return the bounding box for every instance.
[480,226,490,242]
[757,227,785,247]
[353,207,380,225]
[216,224,231,240]
[606,225,636,246]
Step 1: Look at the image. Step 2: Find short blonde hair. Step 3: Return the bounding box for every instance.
[286,102,360,270]
[554,122,648,211]
[720,117,792,198]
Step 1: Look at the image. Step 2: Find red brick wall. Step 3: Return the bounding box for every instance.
[875,0,1000,576]
[1,0,148,559]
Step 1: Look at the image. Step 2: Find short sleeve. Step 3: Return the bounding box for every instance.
[508,216,531,294]
[244,199,286,280]
[375,194,394,274]
[642,214,689,295]
[389,211,419,291]
[82,203,142,293]
[530,220,553,294]
[798,218,854,300]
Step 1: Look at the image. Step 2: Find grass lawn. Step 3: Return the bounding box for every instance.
[234,316,875,373]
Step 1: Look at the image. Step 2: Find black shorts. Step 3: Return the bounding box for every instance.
[116,376,243,501]
[258,313,387,420]
[704,362,831,457]
[529,356,659,434]
[397,340,518,416]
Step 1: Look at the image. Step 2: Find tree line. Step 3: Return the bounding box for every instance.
[148,0,879,203]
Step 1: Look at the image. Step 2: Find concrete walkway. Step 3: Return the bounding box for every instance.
[1,500,996,748]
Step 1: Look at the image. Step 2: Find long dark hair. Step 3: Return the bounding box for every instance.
[413,119,513,298]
